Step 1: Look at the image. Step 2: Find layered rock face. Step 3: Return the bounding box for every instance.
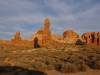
[63,30,79,44]
[82,32,100,46]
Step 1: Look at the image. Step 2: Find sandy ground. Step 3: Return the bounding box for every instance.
[47,70,100,75]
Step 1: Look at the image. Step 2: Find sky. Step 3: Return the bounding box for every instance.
[0,0,100,39]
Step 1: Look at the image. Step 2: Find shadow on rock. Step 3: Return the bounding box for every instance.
[0,66,47,75]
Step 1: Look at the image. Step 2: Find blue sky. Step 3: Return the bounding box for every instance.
[0,0,100,39]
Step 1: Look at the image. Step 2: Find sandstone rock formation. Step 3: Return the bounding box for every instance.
[32,29,44,47]
[11,32,32,47]
[32,18,70,48]
[63,30,79,44]
[82,32,100,46]
[0,18,100,48]
[11,32,22,45]
[32,18,51,48]
[32,18,68,48]
[43,18,51,40]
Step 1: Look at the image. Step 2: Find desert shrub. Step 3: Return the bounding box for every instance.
[87,60,100,69]
[45,64,55,70]
[64,63,78,73]
[95,49,100,54]
[32,62,47,71]
[54,62,78,73]
[77,63,87,72]
[95,61,100,69]
[75,39,84,45]
[67,54,82,64]
[43,58,55,70]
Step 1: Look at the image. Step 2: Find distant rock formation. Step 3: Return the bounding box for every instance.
[82,32,100,46]
[63,30,79,44]
[0,18,100,48]
[11,32,22,45]
[11,32,32,47]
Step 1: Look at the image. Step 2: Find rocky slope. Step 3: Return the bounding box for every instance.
[0,45,100,75]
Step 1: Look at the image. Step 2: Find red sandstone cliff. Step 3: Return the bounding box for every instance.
[82,32,100,46]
